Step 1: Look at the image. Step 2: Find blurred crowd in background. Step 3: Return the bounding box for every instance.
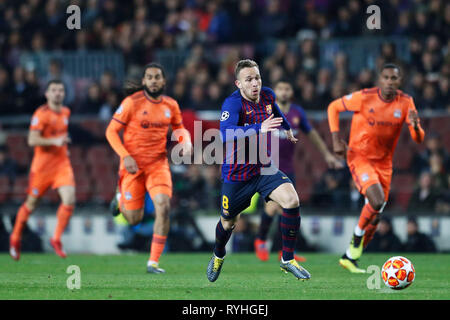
[0,0,449,216]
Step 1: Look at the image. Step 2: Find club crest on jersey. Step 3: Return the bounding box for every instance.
[361,173,369,182]
[115,105,123,114]
[266,104,272,115]
[220,111,230,121]
[165,109,171,118]
[345,93,353,100]
[394,109,402,118]
[63,117,68,125]
[124,192,132,200]
[292,117,299,125]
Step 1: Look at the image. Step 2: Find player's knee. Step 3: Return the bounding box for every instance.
[221,216,237,231]
[124,209,144,226]
[280,193,300,209]
[369,199,385,212]
[153,199,171,218]
[62,195,76,207]
[25,196,39,211]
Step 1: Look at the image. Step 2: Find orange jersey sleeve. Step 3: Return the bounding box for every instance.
[327,90,363,132]
[168,99,191,144]
[105,97,134,159]
[405,96,425,143]
[30,108,48,132]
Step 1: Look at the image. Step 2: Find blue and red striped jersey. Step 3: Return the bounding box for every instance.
[219,87,291,182]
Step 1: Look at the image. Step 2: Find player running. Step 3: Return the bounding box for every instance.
[327,64,425,273]
[105,63,192,274]
[254,79,343,262]
[9,80,75,260]
[206,59,310,282]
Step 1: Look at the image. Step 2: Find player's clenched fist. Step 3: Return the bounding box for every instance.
[123,155,139,174]
[52,135,71,147]
[261,114,283,133]
[408,109,420,130]
[331,132,348,160]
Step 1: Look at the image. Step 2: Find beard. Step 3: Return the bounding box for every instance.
[144,84,165,99]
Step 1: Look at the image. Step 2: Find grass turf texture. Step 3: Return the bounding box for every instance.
[0,253,448,300]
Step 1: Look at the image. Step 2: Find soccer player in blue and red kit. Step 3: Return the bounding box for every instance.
[206,59,311,282]
[254,79,343,262]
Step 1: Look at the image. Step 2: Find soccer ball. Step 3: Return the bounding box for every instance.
[381,256,415,290]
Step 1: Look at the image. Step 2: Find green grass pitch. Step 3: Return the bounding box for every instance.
[0,253,448,300]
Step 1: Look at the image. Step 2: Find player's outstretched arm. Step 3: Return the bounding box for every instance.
[28,130,70,147]
[307,129,344,169]
[327,99,349,160]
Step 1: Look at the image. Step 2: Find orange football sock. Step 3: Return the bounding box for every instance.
[357,203,379,231]
[53,204,74,241]
[11,204,32,242]
[363,221,378,249]
[149,234,167,263]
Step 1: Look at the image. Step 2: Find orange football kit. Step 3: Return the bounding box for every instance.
[10,104,75,259]
[106,91,190,211]
[328,87,425,245]
[28,105,75,196]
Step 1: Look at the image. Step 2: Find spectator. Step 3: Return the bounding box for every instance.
[258,0,287,39]
[311,170,349,210]
[98,91,119,122]
[299,81,319,110]
[412,132,449,174]
[202,165,221,211]
[206,0,232,43]
[234,0,260,43]
[365,217,403,252]
[403,217,437,252]
[80,82,103,114]
[421,82,440,111]
[42,59,75,105]
[0,145,18,185]
[408,171,440,213]
[0,67,13,115]
[429,153,448,190]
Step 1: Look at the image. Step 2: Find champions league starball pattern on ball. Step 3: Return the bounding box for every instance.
[381,256,415,290]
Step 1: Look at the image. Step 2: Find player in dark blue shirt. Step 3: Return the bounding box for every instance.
[254,79,343,262]
[206,59,311,282]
